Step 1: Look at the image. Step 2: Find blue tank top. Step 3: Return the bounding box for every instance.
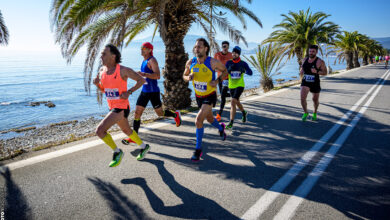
[141,56,160,93]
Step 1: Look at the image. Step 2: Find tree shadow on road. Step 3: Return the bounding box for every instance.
[121,158,239,219]
[88,177,151,220]
[0,167,32,220]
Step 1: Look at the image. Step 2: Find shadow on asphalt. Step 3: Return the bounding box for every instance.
[88,177,152,220]
[121,158,240,219]
[0,167,32,220]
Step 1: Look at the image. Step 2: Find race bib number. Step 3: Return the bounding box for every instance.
[105,88,120,100]
[231,71,242,79]
[304,74,315,82]
[194,81,207,93]
[222,80,229,87]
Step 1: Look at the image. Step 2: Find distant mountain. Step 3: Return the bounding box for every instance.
[127,34,260,54]
[373,37,390,49]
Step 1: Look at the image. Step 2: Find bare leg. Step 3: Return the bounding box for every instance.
[96,111,124,139]
[300,86,310,113]
[312,92,320,114]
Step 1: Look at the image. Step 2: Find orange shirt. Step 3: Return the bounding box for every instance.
[100,64,129,110]
[214,51,233,79]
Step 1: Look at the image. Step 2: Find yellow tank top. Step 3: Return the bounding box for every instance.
[190,57,216,97]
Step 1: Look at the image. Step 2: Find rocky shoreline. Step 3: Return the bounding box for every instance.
[0,81,302,161]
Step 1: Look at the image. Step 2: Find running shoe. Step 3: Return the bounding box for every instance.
[109,149,124,167]
[242,110,248,123]
[226,121,233,129]
[136,144,150,161]
[302,113,309,122]
[121,138,135,145]
[312,113,317,121]
[219,123,227,141]
[191,149,203,162]
[216,114,222,122]
[174,111,182,127]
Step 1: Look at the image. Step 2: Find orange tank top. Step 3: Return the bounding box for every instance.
[100,64,129,110]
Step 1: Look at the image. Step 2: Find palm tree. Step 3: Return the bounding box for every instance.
[331,31,359,70]
[245,43,285,92]
[0,10,9,45]
[264,8,339,68]
[50,0,262,110]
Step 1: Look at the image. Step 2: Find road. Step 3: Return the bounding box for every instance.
[1,64,389,220]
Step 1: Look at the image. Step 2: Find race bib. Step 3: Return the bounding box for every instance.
[304,74,315,82]
[222,79,229,87]
[143,76,148,85]
[105,88,120,100]
[194,81,207,93]
[231,71,242,79]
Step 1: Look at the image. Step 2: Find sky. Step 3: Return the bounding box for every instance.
[1,0,389,52]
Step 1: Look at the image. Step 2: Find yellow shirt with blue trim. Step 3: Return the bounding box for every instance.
[190,56,216,97]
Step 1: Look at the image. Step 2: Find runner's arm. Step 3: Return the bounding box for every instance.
[93,69,104,92]
[122,67,146,94]
[141,58,161,80]
[211,58,228,87]
[317,59,328,76]
[243,62,253,75]
[183,59,193,81]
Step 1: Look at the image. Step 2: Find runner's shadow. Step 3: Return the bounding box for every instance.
[121,158,239,219]
[0,167,32,220]
[88,177,151,220]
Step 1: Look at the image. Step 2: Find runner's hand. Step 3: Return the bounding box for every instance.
[93,75,100,86]
[210,80,218,87]
[188,73,194,81]
[120,91,130,99]
[311,68,318,74]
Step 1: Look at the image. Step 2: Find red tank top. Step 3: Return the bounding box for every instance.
[100,64,129,110]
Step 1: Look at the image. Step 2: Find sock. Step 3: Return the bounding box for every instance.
[196,127,204,150]
[129,130,144,148]
[163,110,176,118]
[101,133,118,151]
[133,119,141,133]
[210,118,223,131]
[219,96,226,115]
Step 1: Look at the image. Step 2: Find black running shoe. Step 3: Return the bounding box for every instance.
[219,123,227,141]
[191,149,202,162]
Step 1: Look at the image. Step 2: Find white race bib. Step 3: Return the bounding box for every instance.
[304,74,315,82]
[222,79,229,87]
[105,88,120,100]
[194,81,207,93]
[231,71,241,79]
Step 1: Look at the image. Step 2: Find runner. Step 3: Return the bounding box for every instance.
[93,44,150,167]
[375,55,379,64]
[225,46,253,129]
[385,54,389,69]
[214,41,233,122]
[300,45,328,121]
[121,42,181,145]
[183,38,228,161]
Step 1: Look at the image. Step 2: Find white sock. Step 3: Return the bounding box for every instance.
[114,148,121,153]
[139,143,146,149]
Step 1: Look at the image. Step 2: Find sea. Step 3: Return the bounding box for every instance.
[0,48,346,138]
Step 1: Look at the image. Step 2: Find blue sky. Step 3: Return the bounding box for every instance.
[1,0,389,52]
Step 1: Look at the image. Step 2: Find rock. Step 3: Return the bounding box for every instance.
[45,102,56,108]
[29,102,41,106]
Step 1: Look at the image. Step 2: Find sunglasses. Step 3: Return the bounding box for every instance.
[222,45,228,48]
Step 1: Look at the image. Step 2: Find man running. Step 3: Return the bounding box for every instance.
[183,38,228,161]
[300,45,328,121]
[225,46,252,129]
[93,44,150,167]
[214,41,233,122]
[375,55,379,64]
[122,42,181,145]
[385,54,389,69]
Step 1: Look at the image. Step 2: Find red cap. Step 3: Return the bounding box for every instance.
[142,42,153,56]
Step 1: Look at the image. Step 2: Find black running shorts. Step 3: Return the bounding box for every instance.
[136,92,162,109]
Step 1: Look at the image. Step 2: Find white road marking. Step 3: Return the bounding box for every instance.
[241,70,389,220]
[274,70,390,220]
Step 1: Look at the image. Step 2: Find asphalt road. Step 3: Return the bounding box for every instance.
[1,64,389,220]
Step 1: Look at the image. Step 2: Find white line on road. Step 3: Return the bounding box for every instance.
[273,70,390,220]
[241,70,390,220]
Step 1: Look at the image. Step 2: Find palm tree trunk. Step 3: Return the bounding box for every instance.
[159,2,193,110]
[363,55,368,66]
[345,51,354,70]
[353,50,360,68]
[295,47,304,68]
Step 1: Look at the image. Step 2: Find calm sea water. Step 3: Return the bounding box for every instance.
[0,49,346,134]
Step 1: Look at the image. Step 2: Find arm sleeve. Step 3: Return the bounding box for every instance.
[244,62,253,75]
